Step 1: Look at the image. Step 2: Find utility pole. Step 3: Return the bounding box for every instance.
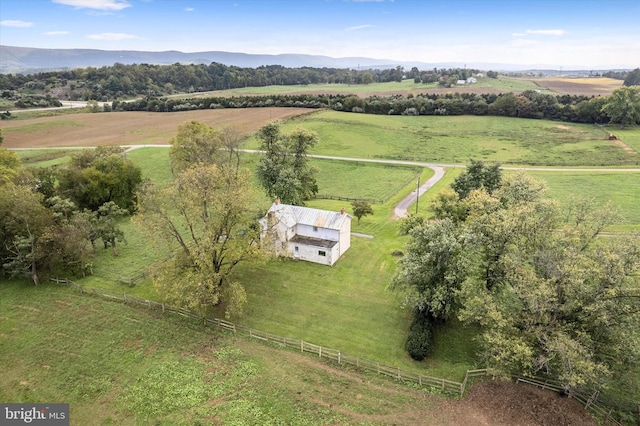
[415,176,420,214]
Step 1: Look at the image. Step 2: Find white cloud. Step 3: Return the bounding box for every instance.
[87,32,139,40]
[185,7,194,12]
[44,31,70,35]
[52,0,131,11]
[345,24,374,31]
[511,39,538,46]
[0,20,34,27]
[525,29,567,36]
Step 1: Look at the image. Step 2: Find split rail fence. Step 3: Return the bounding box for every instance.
[51,277,634,424]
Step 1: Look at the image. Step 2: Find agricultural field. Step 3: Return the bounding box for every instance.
[0,107,315,149]
[530,77,623,96]
[0,281,597,425]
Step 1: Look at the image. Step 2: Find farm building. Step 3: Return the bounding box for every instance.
[259,199,352,266]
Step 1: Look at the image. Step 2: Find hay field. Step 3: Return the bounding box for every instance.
[0,107,315,149]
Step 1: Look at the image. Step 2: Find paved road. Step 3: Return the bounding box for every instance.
[394,166,445,218]
[9,145,639,218]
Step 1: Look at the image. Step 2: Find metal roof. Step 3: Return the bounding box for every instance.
[267,202,351,231]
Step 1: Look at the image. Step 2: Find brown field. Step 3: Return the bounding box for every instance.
[0,107,315,149]
[531,77,622,96]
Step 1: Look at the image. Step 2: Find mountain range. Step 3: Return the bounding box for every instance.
[0,45,623,75]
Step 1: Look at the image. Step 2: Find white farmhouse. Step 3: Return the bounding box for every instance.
[259,199,351,266]
[466,77,477,84]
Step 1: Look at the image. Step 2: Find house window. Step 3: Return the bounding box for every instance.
[313,226,318,232]
[318,250,326,257]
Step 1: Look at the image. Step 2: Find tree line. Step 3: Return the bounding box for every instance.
[0,62,488,102]
[102,86,639,127]
[0,142,142,284]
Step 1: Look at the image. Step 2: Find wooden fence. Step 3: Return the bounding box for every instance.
[51,277,635,424]
[513,375,627,426]
[51,277,470,395]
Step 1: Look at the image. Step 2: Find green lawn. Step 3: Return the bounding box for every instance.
[244,111,638,166]
[1,281,447,425]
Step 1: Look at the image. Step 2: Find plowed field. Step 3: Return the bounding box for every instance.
[0,107,315,149]
[531,77,622,96]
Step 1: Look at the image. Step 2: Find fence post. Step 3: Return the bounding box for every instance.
[301,340,304,352]
[319,346,322,358]
[338,351,341,364]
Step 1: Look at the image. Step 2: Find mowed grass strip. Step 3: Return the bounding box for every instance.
[244,110,638,166]
[0,281,448,425]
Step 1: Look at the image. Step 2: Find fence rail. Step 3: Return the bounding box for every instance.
[51,277,634,424]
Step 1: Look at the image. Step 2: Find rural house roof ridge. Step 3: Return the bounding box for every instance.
[267,201,351,231]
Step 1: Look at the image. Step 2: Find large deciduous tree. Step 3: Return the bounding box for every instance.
[451,159,501,199]
[393,171,640,390]
[602,86,640,128]
[169,121,223,174]
[135,163,262,318]
[58,146,142,212]
[256,122,319,205]
[0,148,20,185]
[0,183,54,285]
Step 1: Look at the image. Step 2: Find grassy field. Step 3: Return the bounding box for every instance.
[168,76,552,98]
[244,110,639,166]
[0,281,448,425]
[525,171,640,231]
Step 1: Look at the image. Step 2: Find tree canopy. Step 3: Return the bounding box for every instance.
[256,122,319,205]
[393,171,640,390]
[58,146,142,212]
[136,121,263,317]
[601,86,640,128]
[351,200,374,225]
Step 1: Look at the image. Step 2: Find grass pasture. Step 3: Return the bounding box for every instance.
[0,281,430,425]
[168,76,552,98]
[0,281,598,425]
[312,159,423,202]
[245,110,639,166]
[525,171,640,231]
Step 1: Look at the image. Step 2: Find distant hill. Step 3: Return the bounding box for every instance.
[0,45,627,75]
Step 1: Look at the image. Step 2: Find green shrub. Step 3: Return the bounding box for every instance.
[405,313,434,361]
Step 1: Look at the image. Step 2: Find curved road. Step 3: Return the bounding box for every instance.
[10,144,640,219]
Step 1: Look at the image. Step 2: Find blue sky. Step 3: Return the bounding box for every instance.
[1,0,639,69]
